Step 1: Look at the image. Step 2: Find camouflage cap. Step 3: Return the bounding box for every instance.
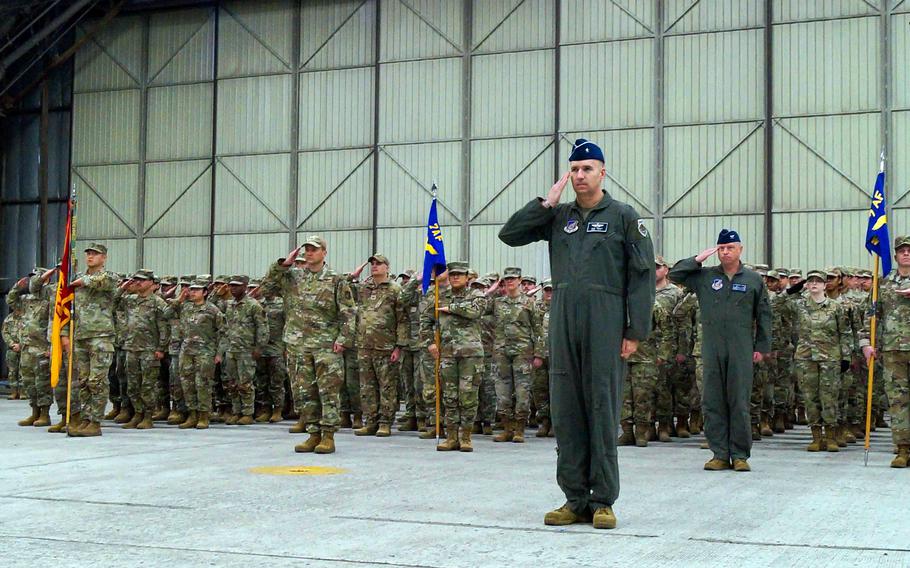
[196,274,212,284]
[521,275,537,284]
[303,235,327,250]
[368,253,389,266]
[766,270,780,279]
[754,263,769,276]
[470,278,487,288]
[655,255,668,267]
[467,269,479,279]
[773,267,789,277]
[84,242,108,254]
[895,235,910,249]
[825,266,842,277]
[542,278,553,289]
[132,268,155,281]
[789,269,803,278]
[806,269,826,281]
[398,269,415,279]
[159,275,176,286]
[502,266,522,279]
[841,266,856,277]
[179,274,196,285]
[228,275,249,286]
[188,278,209,290]
[446,261,470,274]
[485,272,500,281]
[213,274,228,284]
[248,278,261,288]
[858,269,873,278]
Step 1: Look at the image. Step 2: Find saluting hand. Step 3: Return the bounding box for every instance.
[546,171,571,207]
[695,247,718,264]
[282,245,303,267]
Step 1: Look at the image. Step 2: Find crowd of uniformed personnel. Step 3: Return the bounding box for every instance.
[3,236,910,466]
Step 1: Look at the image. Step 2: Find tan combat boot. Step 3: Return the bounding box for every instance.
[122,411,143,429]
[352,412,364,429]
[376,424,391,437]
[170,410,187,426]
[225,414,239,425]
[151,406,170,421]
[536,417,551,438]
[844,426,857,444]
[704,458,731,471]
[289,416,306,433]
[658,419,672,442]
[751,423,762,441]
[772,412,786,433]
[493,420,514,443]
[760,413,773,437]
[417,417,427,432]
[78,421,102,437]
[18,406,39,427]
[237,414,254,425]
[137,413,154,429]
[166,407,181,424]
[114,405,133,424]
[617,421,635,446]
[675,415,691,438]
[209,407,225,423]
[269,407,283,423]
[104,404,121,421]
[807,426,823,452]
[66,415,85,436]
[512,420,526,443]
[890,445,910,468]
[459,427,473,452]
[436,425,460,451]
[178,411,198,429]
[48,412,69,433]
[482,422,493,436]
[824,426,839,452]
[592,506,617,529]
[33,406,51,427]
[195,412,210,429]
[634,423,649,447]
[732,459,751,472]
[834,425,847,447]
[254,405,270,423]
[295,432,322,453]
[314,431,336,454]
[544,504,591,526]
[689,410,703,434]
[355,423,379,436]
[398,417,418,432]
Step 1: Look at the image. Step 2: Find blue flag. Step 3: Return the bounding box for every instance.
[865,168,891,277]
[422,198,447,294]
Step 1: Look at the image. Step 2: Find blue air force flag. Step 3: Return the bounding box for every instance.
[422,198,447,294]
[865,166,892,277]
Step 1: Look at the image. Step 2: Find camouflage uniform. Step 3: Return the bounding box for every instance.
[768,286,796,421]
[16,278,52,409]
[839,287,866,429]
[398,275,423,423]
[355,275,408,427]
[67,269,118,423]
[491,287,539,425]
[2,291,23,396]
[860,269,910,447]
[122,287,169,416]
[255,293,288,411]
[218,290,268,418]
[476,288,497,426]
[178,294,223,413]
[531,293,551,422]
[672,291,700,416]
[341,276,361,418]
[263,259,355,434]
[161,278,186,416]
[419,278,485,429]
[111,288,130,408]
[623,292,675,428]
[794,294,851,427]
[401,277,441,427]
[654,283,683,422]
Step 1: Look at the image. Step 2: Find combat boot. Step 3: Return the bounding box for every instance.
[436,425,460,451]
[18,405,39,427]
[544,503,591,526]
[850,423,865,439]
[254,405,270,423]
[704,458,731,471]
[482,422,493,436]
[137,413,155,429]
[237,414,254,425]
[824,426,839,452]
[617,421,635,445]
[114,405,133,424]
[48,412,71,433]
[295,432,322,453]
[690,410,703,434]
[537,417,551,438]
[634,423,649,447]
[807,426,823,452]
[751,424,762,441]
[417,417,427,432]
[289,416,306,433]
[835,425,847,447]
[512,420,526,443]
[78,421,102,437]
[658,420,672,443]
[340,412,352,428]
[225,414,239,425]
[269,406,283,423]
[6,388,16,400]
[376,424,391,437]
[493,420,514,443]
[354,423,378,436]
[419,423,445,439]
[796,406,808,425]
[760,413,773,437]
[352,412,364,429]
[167,410,186,426]
[178,411,198,429]
[844,426,857,444]
[209,407,225,423]
[459,428,473,452]
[592,506,617,530]
[195,412,210,429]
[732,459,751,472]
[675,415,691,438]
[890,445,909,468]
[314,431,335,454]
[67,417,88,437]
[151,406,169,421]
[646,423,657,441]
[104,404,121,421]
[122,411,143,429]
[33,406,51,427]
[773,413,786,434]
[399,417,418,432]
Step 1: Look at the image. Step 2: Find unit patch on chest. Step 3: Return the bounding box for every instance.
[711,278,723,291]
[564,219,579,234]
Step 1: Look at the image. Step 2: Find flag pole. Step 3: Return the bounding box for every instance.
[65,185,77,431]
[431,181,442,444]
[863,255,879,466]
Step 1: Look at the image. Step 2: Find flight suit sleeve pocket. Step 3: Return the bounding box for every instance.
[626,241,651,272]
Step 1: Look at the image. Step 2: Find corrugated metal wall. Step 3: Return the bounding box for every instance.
[58,0,909,280]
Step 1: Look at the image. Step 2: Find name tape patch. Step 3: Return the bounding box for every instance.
[732,283,747,292]
[587,221,609,233]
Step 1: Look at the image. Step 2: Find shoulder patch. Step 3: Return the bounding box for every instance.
[637,219,648,237]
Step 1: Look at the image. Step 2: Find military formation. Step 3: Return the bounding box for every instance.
[2,236,908,467]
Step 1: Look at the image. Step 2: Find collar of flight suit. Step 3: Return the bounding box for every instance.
[708,261,744,280]
[568,189,613,215]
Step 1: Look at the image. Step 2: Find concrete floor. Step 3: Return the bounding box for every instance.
[0,399,908,568]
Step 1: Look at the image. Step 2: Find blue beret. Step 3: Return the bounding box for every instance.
[717,229,741,245]
[569,138,604,162]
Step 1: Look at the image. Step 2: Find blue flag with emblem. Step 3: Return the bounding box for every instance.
[422,189,447,294]
[865,159,891,277]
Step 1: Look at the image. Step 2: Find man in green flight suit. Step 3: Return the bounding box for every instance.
[499,139,655,530]
[669,229,772,472]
